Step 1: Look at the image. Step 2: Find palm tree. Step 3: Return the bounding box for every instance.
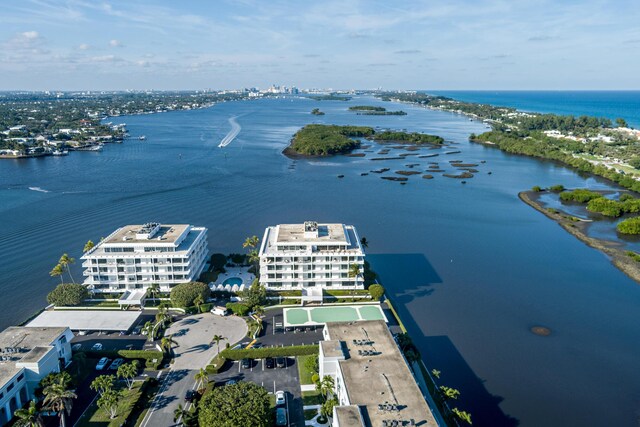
[72,352,87,376]
[43,382,77,427]
[58,253,76,284]
[117,362,139,390]
[360,236,369,248]
[83,240,95,254]
[160,334,178,354]
[242,235,259,249]
[316,375,335,400]
[193,294,204,313]
[147,283,160,302]
[13,400,43,427]
[247,249,260,275]
[90,375,115,397]
[211,334,226,354]
[173,403,189,425]
[194,369,208,391]
[142,321,155,341]
[348,263,362,297]
[50,264,64,284]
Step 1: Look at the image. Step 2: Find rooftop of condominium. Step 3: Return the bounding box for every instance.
[104,223,191,245]
[277,222,349,244]
[324,320,437,427]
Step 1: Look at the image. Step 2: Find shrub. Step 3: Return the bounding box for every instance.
[170,282,210,308]
[617,217,640,235]
[47,283,89,306]
[221,344,319,360]
[199,382,271,427]
[559,189,602,203]
[368,284,385,301]
[304,354,319,374]
[549,184,565,192]
[210,253,227,270]
[586,197,624,217]
[226,302,250,316]
[531,186,542,192]
[79,350,164,370]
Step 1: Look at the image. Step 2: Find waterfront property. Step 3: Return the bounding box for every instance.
[28,310,141,333]
[283,304,386,327]
[319,319,437,426]
[258,221,365,290]
[210,266,255,292]
[81,222,208,292]
[0,326,74,424]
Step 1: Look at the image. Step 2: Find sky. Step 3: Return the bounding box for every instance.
[1,0,639,91]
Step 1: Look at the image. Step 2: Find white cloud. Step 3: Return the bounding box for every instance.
[109,39,123,47]
[78,43,90,50]
[22,31,39,40]
[90,54,122,62]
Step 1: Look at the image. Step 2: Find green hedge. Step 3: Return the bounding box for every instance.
[80,349,164,370]
[220,344,319,360]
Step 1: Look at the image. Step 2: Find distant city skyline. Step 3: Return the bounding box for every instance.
[1,0,639,91]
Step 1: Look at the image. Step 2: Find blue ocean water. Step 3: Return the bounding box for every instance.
[430,91,640,128]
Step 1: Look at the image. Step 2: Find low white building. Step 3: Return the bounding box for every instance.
[320,320,437,427]
[0,326,74,425]
[82,222,208,293]
[258,221,365,290]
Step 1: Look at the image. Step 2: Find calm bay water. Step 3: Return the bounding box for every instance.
[431,90,640,128]
[1,96,639,426]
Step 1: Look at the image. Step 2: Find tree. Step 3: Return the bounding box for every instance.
[83,240,95,253]
[247,249,260,275]
[452,408,473,425]
[170,282,210,308]
[440,386,461,400]
[117,361,139,390]
[142,321,155,341]
[360,236,369,248]
[211,334,226,354]
[50,264,64,284]
[174,403,189,424]
[97,389,120,419]
[43,382,77,427]
[58,253,76,284]
[348,263,361,281]
[316,375,335,400]
[242,235,259,249]
[240,279,266,309]
[198,381,271,427]
[194,368,208,391]
[161,334,178,354]
[431,369,441,379]
[320,397,338,419]
[40,371,72,390]
[13,400,43,427]
[47,283,89,306]
[194,294,205,313]
[628,157,640,170]
[615,118,628,128]
[72,352,87,377]
[147,283,160,301]
[90,375,115,397]
[368,283,385,301]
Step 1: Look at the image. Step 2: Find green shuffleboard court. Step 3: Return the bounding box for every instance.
[283,304,387,327]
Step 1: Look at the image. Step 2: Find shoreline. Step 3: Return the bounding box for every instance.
[519,190,640,285]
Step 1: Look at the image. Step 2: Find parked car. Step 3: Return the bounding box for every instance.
[109,358,124,370]
[241,358,252,369]
[275,390,286,407]
[276,357,286,368]
[226,379,237,386]
[275,407,287,426]
[95,357,110,370]
[132,326,141,335]
[91,343,103,351]
[185,390,197,402]
[71,343,82,351]
[265,357,275,369]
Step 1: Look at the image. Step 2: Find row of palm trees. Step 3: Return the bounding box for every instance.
[14,372,77,427]
[49,240,96,285]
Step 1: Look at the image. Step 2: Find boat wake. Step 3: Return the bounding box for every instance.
[218,116,241,148]
[28,186,50,193]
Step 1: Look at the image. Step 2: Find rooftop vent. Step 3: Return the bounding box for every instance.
[136,222,161,240]
[304,221,318,238]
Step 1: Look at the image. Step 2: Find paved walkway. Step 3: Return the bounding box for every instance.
[140,313,247,427]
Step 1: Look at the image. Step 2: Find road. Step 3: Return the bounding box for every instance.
[140,313,247,427]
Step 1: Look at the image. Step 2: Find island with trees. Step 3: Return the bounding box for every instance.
[348,105,407,115]
[284,124,445,157]
[519,186,640,285]
[309,94,352,101]
[311,108,325,115]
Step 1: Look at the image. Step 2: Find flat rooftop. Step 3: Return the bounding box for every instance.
[104,224,190,245]
[28,310,141,331]
[276,223,348,244]
[0,326,69,387]
[326,320,437,427]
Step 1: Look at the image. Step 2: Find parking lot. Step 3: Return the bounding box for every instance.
[214,357,305,427]
[259,308,324,347]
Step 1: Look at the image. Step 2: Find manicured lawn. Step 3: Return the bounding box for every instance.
[297,355,315,385]
[302,390,323,406]
[130,379,161,427]
[77,382,143,427]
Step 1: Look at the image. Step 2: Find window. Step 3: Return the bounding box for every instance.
[7,383,14,391]
[16,373,24,382]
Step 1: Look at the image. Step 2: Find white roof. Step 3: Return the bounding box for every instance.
[28,310,141,331]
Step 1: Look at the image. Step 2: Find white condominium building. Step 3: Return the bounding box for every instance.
[81,222,208,292]
[0,326,74,425]
[258,221,365,290]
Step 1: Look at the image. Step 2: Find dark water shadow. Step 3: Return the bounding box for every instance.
[368,253,442,303]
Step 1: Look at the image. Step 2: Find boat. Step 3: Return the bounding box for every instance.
[139,135,147,141]
[51,150,69,156]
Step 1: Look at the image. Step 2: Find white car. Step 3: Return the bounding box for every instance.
[275,390,286,407]
[91,343,103,351]
[95,357,110,370]
[72,343,82,351]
